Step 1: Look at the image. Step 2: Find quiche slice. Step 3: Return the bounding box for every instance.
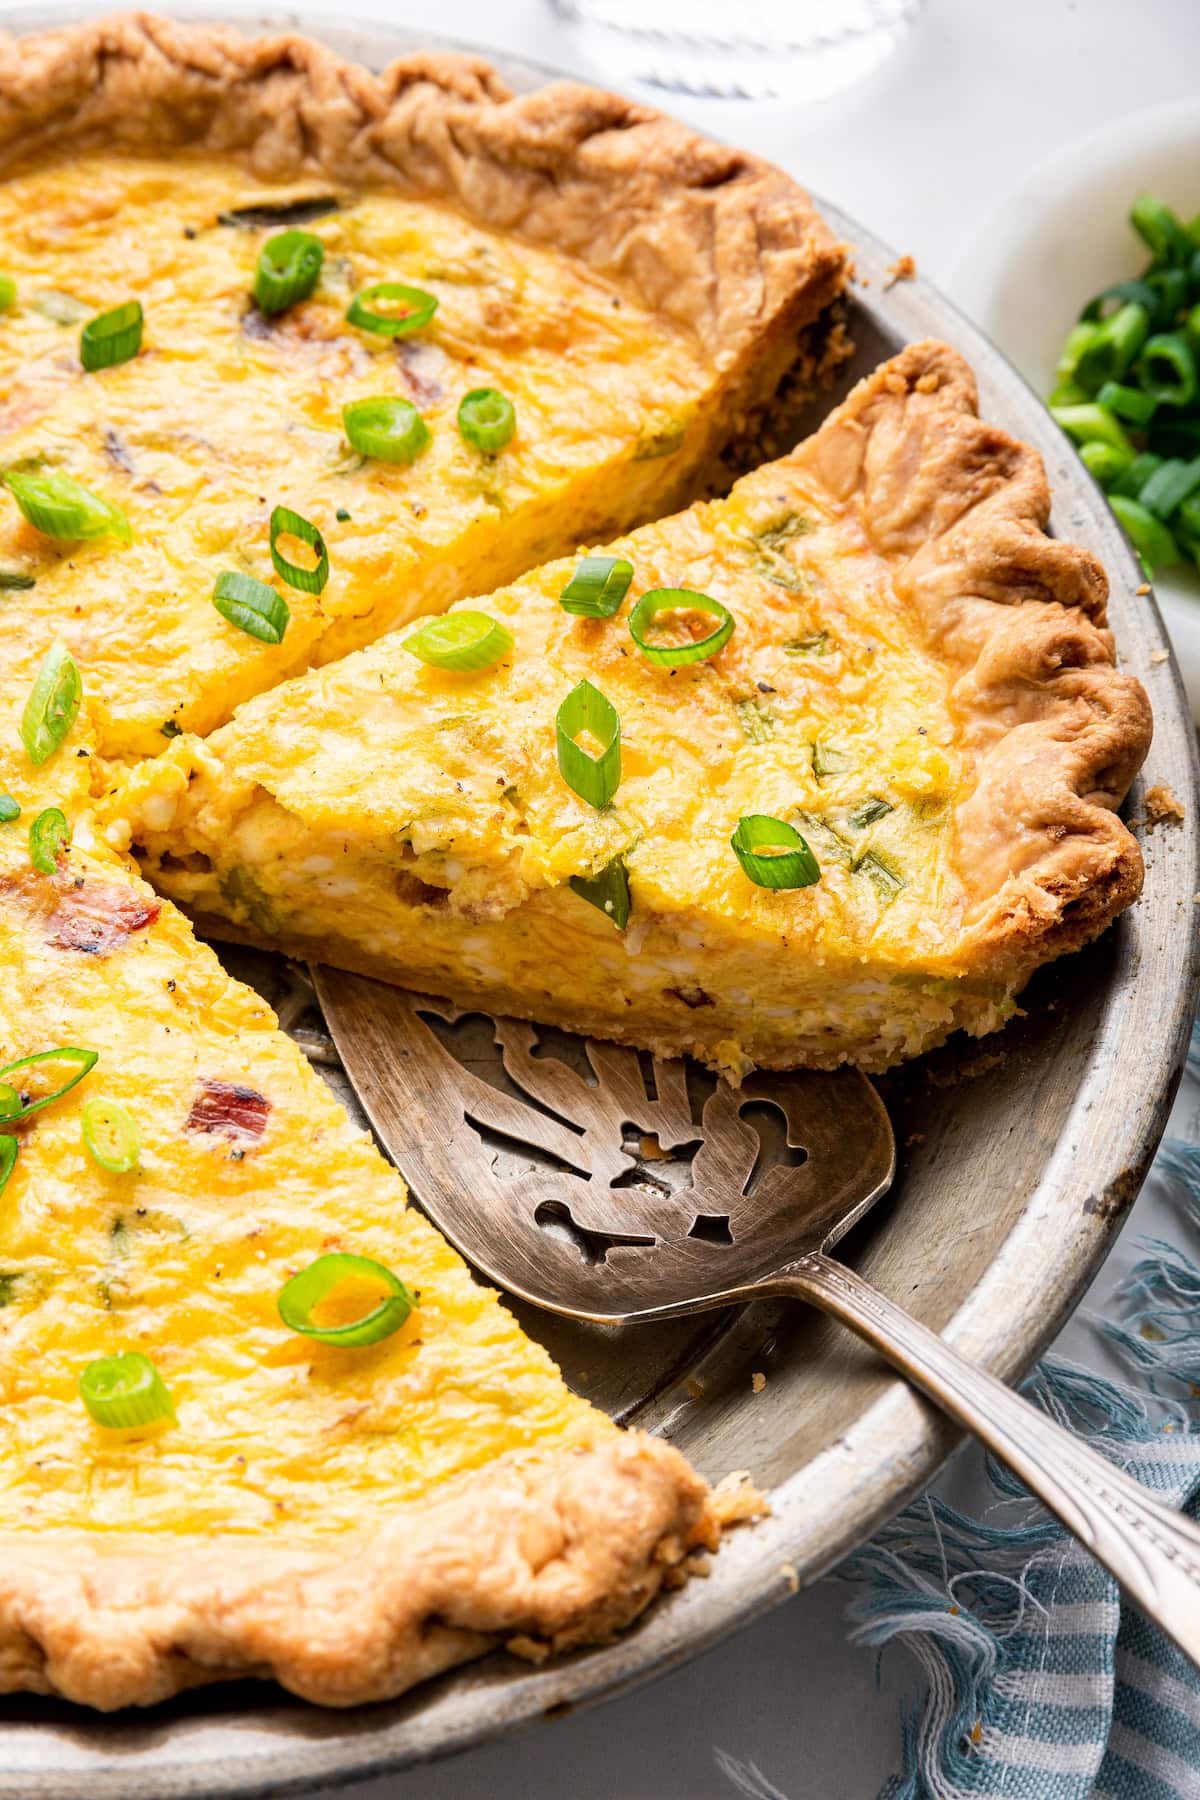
[110,342,1152,1076]
[0,15,846,763]
[0,814,719,1709]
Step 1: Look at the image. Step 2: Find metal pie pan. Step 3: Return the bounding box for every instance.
[1,10,1198,1795]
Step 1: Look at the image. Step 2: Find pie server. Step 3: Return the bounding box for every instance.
[311,966,1200,1665]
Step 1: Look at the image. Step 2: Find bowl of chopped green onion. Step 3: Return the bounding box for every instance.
[954,100,1200,717]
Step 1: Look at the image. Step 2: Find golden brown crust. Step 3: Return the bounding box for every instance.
[0,1433,714,1710]
[0,12,847,425]
[795,339,1152,982]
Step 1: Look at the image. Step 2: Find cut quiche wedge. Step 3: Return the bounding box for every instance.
[108,342,1153,1076]
[0,15,847,762]
[0,819,720,1709]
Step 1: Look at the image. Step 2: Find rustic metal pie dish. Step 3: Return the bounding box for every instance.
[0,10,1197,1797]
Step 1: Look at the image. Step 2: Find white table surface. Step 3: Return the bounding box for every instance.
[6,0,1198,1794]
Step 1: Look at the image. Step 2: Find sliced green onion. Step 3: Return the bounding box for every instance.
[1080,279,1159,325]
[1056,321,1099,379]
[212,571,290,644]
[269,505,329,595]
[569,853,631,929]
[1135,333,1197,407]
[342,396,429,465]
[21,640,81,765]
[346,281,438,338]
[556,679,620,809]
[1146,267,1188,327]
[80,301,143,372]
[457,387,516,454]
[1113,451,1165,498]
[1139,457,1200,520]
[1095,379,1158,427]
[4,470,130,543]
[0,277,15,312]
[253,230,324,315]
[0,1046,97,1121]
[628,588,734,666]
[0,795,19,823]
[1074,302,1149,390]
[731,814,820,890]
[80,1352,174,1429]
[0,1085,20,1122]
[81,1098,140,1174]
[29,806,69,874]
[846,796,893,830]
[1079,441,1132,487]
[31,290,88,326]
[559,555,634,619]
[0,1136,16,1198]
[277,1252,417,1346]
[1110,494,1180,571]
[0,569,35,590]
[404,610,513,672]
[1131,192,1191,264]
[1050,403,1133,457]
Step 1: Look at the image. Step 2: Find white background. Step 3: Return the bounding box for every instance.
[5,0,1198,1794]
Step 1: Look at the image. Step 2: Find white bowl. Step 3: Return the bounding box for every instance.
[952,99,1200,720]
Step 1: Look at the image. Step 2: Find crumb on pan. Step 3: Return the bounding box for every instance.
[710,1470,768,1527]
[1150,649,1169,664]
[1137,582,1152,595]
[751,1371,766,1394]
[1145,783,1185,827]
[884,253,917,289]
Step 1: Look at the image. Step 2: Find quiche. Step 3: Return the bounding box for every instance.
[109,342,1153,1076]
[0,14,847,763]
[0,813,719,1709]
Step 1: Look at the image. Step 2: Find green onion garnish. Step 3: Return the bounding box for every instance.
[277,1252,417,1346]
[1050,403,1133,457]
[0,277,16,312]
[559,555,634,619]
[1135,333,1198,408]
[253,229,324,315]
[269,505,329,595]
[0,1085,20,1122]
[556,679,621,809]
[29,806,70,873]
[1096,380,1158,427]
[1130,191,1192,264]
[404,610,513,672]
[0,1046,97,1121]
[0,795,20,823]
[342,396,430,465]
[0,1137,16,1198]
[81,1098,140,1174]
[212,571,290,644]
[457,387,517,454]
[4,470,130,543]
[1110,494,1180,572]
[346,281,438,338]
[21,640,81,765]
[569,854,631,929]
[628,588,734,666]
[731,814,820,890]
[79,1352,175,1429]
[80,301,143,372]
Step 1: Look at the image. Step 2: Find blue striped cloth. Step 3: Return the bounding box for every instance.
[718,1035,1200,1800]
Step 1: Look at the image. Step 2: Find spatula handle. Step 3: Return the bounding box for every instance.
[785,1251,1200,1667]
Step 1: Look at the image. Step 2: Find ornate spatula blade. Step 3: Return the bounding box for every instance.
[311,968,894,1321]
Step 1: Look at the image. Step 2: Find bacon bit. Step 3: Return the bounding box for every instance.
[185,1079,271,1143]
[884,253,917,289]
[395,338,445,407]
[46,882,160,954]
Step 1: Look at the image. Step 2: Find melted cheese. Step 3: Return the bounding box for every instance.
[111,455,1013,1075]
[0,153,709,760]
[0,834,602,1537]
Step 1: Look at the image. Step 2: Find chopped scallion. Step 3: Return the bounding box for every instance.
[556,679,620,808]
[80,1352,175,1429]
[0,1136,16,1198]
[628,588,734,666]
[277,1252,417,1346]
[343,396,429,465]
[4,470,130,543]
[29,806,70,873]
[0,795,19,823]
[346,281,437,337]
[81,1098,140,1174]
[212,571,290,644]
[0,1046,97,1121]
[457,387,516,454]
[559,555,634,619]
[569,853,631,928]
[731,814,820,890]
[253,230,324,315]
[269,505,329,595]
[80,301,143,372]
[21,640,81,765]
[404,610,513,672]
